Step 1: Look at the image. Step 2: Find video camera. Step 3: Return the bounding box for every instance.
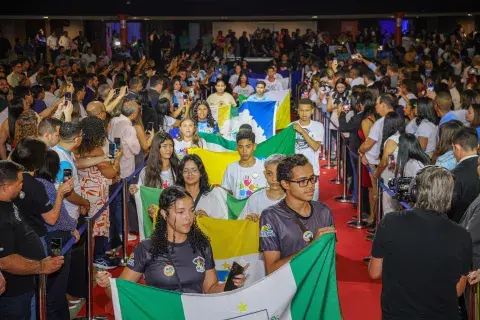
[387,176,414,203]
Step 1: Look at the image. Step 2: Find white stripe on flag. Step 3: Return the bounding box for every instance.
[134,191,146,240]
[215,253,265,286]
[181,264,296,320]
[110,278,123,320]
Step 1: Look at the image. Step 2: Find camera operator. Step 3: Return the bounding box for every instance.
[369,166,472,320]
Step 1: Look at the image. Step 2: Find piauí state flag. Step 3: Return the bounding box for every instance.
[190,125,296,185]
[110,233,341,320]
[210,90,291,142]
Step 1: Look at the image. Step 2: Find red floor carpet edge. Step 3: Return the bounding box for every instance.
[80,160,382,319]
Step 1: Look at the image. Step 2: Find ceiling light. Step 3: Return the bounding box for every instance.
[43,16,49,19]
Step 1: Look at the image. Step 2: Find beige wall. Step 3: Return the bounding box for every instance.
[63,19,84,49]
[212,21,317,36]
[0,20,26,46]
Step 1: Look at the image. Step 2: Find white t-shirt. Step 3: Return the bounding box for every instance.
[206,92,236,107]
[415,119,438,153]
[406,118,418,134]
[264,79,283,91]
[221,159,267,200]
[294,121,324,175]
[380,132,400,183]
[137,167,175,189]
[454,109,469,126]
[196,187,229,220]
[366,116,385,165]
[233,85,254,97]
[229,74,240,87]
[174,138,206,160]
[238,188,285,220]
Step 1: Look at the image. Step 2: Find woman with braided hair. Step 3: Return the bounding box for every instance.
[96,186,247,295]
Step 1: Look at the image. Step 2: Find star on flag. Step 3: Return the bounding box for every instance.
[237,302,248,313]
[222,262,231,270]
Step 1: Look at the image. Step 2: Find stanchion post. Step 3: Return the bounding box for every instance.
[348,153,365,229]
[85,217,94,319]
[330,129,342,184]
[120,179,129,266]
[320,112,327,160]
[334,140,353,203]
[322,117,336,169]
[38,274,47,320]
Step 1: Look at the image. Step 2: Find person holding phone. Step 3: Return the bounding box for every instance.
[96,186,247,296]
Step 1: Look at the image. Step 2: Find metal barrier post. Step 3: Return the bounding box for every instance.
[334,140,353,203]
[322,117,336,169]
[329,129,342,183]
[348,154,365,229]
[320,112,327,160]
[38,274,47,320]
[119,178,130,266]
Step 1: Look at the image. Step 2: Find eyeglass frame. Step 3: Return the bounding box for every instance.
[286,175,319,188]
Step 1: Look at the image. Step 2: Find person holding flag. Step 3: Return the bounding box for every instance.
[260,154,335,275]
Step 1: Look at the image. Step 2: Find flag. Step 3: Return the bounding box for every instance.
[191,125,296,185]
[135,187,249,240]
[110,233,341,320]
[196,216,264,284]
[210,91,291,142]
[134,186,163,240]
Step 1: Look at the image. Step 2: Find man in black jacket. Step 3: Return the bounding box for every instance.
[450,127,480,223]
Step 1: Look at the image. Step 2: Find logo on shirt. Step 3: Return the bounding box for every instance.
[295,127,312,150]
[163,264,175,277]
[303,231,313,242]
[238,175,261,198]
[260,224,276,238]
[127,253,134,267]
[192,256,206,273]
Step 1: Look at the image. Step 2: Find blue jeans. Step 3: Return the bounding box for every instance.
[0,290,34,320]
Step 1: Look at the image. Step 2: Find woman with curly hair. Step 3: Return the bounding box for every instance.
[192,100,218,134]
[133,131,179,191]
[176,154,228,219]
[77,116,121,269]
[96,186,247,294]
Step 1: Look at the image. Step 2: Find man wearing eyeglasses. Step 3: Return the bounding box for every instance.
[260,154,335,275]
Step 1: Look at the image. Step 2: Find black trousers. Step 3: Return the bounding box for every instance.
[0,290,33,320]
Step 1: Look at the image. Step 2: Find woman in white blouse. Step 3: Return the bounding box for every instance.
[176,154,229,219]
[414,97,438,158]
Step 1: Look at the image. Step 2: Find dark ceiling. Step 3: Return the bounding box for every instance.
[3,0,480,16]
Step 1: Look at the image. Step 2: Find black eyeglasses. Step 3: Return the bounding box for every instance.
[288,175,318,188]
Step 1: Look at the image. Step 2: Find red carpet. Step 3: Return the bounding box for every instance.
[81,160,382,319]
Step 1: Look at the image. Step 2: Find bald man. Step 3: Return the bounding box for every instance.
[86,101,107,121]
[434,91,460,127]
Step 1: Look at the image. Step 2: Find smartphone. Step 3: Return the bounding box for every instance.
[343,100,350,112]
[147,122,154,132]
[109,142,117,159]
[182,94,188,105]
[64,92,72,102]
[114,138,121,149]
[427,82,435,92]
[63,168,72,183]
[224,262,244,292]
[51,238,62,257]
[189,87,195,98]
[378,45,383,51]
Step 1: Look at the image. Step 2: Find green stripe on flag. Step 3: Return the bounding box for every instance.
[140,186,163,239]
[226,193,248,220]
[290,233,341,319]
[114,278,185,320]
[199,132,237,151]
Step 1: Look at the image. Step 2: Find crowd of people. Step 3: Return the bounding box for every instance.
[0,21,479,320]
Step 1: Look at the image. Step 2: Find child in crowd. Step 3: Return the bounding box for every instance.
[174,118,206,159]
[239,154,286,221]
[233,72,254,101]
[132,132,179,192]
[192,100,219,134]
[293,98,324,200]
[222,129,267,199]
[206,79,237,107]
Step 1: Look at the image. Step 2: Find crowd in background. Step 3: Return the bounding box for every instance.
[0,20,480,320]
